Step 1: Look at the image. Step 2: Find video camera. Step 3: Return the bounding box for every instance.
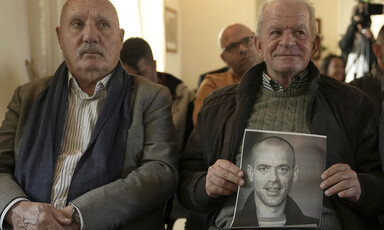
[353,0,383,28]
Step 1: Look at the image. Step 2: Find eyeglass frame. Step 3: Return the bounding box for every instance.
[221,34,255,53]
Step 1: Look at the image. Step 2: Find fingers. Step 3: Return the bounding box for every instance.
[6,201,68,230]
[206,159,244,199]
[52,205,72,225]
[320,163,361,202]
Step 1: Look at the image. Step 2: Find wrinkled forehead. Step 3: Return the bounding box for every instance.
[60,0,119,26]
[265,1,309,22]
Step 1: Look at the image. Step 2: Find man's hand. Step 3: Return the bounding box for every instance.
[206,159,244,199]
[60,205,80,230]
[320,163,362,202]
[5,201,72,230]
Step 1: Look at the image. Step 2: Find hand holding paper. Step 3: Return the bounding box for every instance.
[320,163,362,202]
[205,159,245,199]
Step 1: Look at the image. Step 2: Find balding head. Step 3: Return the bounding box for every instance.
[218,23,261,78]
[60,0,120,27]
[219,23,254,49]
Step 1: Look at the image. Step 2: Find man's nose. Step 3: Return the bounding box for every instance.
[83,23,99,43]
[267,169,280,182]
[279,31,296,47]
[238,42,251,54]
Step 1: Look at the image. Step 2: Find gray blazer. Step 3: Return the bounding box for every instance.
[0,73,178,229]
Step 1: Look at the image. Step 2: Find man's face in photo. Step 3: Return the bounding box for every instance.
[248,140,299,207]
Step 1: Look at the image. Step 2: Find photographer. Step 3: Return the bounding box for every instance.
[339,0,382,82]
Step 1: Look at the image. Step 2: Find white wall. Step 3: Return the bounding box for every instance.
[164,0,182,80]
[0,0,31,122]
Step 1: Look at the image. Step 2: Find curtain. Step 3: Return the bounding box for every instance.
[26,0,66,80]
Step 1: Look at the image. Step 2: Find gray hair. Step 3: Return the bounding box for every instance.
[256,0,318,41]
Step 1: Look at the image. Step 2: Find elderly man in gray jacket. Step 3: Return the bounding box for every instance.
[0,0,178,229]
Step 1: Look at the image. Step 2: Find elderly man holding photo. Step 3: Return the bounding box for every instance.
[178,0,384,229]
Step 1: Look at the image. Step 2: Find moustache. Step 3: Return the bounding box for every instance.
[78,44,104,57]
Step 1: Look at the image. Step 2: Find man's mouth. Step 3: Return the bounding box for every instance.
[265,187,281,195]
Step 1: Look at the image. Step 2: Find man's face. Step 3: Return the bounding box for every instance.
[56,0,124,79]
[248,142,298,207]
[255,0,320,79]
[123,58,158,83]
[327,57,345,81]
[220,25,260,76]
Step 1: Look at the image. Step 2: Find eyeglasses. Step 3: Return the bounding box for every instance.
[221,35,255,53]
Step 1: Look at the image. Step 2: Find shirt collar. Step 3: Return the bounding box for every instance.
[67,71,113,98]
[262,69,309,92]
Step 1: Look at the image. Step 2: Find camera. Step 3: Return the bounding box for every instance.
[353,0,383,28]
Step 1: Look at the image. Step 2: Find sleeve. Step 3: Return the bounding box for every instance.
[70,86,179,229]
[344,92,384,216]
[338,20,358,61]
[178,104,226,213]
[0,86,29,216]
[0,198,29,230]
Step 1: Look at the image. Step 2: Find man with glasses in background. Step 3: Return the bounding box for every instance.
[192,23,261,124]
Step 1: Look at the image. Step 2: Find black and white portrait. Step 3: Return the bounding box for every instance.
[230,129,326,228]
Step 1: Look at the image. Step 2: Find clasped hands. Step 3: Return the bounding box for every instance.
[5,201,80,230]
[205,159,361,202]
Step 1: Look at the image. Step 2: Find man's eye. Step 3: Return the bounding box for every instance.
[295,30,307,39]
[269,31,281,38]
[72,21,83,27]
[100,22,109,28]
[257,166,268,174]
[226,43,237,51]
[277,166,290,174]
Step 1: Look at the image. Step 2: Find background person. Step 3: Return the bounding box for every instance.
[192,23,262,124]
[350,25,384,125]
[120,37,201,230]
[120,37,195,151]
[339,0,381,82]
[178,0,384,229]
[0,0,178,229]
[320,54,346,81]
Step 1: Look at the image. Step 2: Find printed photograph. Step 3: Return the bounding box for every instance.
[230,129,326,228]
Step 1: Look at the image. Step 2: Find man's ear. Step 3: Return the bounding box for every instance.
[255,36,264,60]
[311,35,321,58]
[372,43,383,59]
[220,52,228,64]
[120,28,125,42]
[56,26,63,49]
[292,165,299,183]
[247,165,254,182]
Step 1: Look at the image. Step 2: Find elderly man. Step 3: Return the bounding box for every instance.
[192,23,261,124]
[0,0,177,229]
[178,0,384,229]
